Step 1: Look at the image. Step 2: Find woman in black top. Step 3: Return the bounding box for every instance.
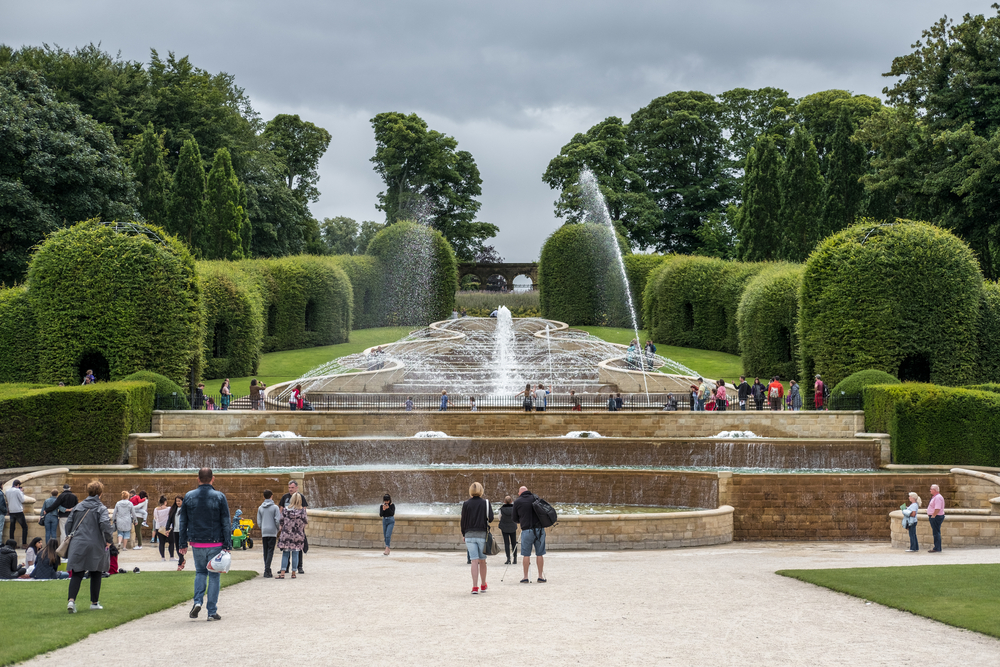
[379,494,395,556]
[460,482,494,595]
[498,495,518,565]
[166,496,185,571]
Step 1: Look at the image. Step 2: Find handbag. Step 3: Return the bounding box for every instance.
[56,507,93,558]
[483,500,500,557]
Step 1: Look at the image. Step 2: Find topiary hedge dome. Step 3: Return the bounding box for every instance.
[737,264,803,380]
[366,220,457,325]
[799,221,983,388]
[831,369,900,398]
[539,223,633,326]
[28,221,202,386]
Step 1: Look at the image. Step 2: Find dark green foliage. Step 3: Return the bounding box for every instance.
[119,371,190,408]
[822,108,865,235]
[0,381,155,467]
[130,123,171,229]
[0,68,137,284]
[779,127,824,262]
[863,383,1000,465]
[334,255,382,329]
[539,223,633,326]
[624,254,671,325]
[27,220,202,386]
[0,287,38,382]
[976,282,1000,382]
[737,264,803,380]
[168,138,206,250]
[796,90,882,170]
[643,256,766,354]
[799,221,982,388]
[736,136,782,261]
[197,262,264,379]
[831,369,900,399]
[203,148,247,260]
[261,114,332,205]
[366,220,457,325]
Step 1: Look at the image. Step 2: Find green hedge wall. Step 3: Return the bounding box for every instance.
[0,381,155,467]
[0,287,38,383]
[831,369,900,398]
[366,221,457,325]
[119,371,191,408]
[643,256,766,355]
[863,383,1000,465]
[977,281,1000,383]
[799,221,982,388]
[198,261,264,379]
[539,223,633,326]
[334,255,382,330]
[27,221,203,386]
[624,254,670,326]
[737,264,803,380]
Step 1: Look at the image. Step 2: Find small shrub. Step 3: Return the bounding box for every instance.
[119,371,191,408]
[832,369,900,399]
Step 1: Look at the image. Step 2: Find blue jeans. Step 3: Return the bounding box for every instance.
[383,517,395,548]
[465,536,486,560]
[929,515,945,551]
[280,550,300,572]
[44,513,59,544]
[907,522,919,550]
[192,546,223,616]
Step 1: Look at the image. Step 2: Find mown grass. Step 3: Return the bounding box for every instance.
[0,570,256,665]
[778,564,1000,638]
[575,326,744,380]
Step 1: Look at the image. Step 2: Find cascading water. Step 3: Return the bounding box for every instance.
[492,306,519,393]
[577,168,650,401]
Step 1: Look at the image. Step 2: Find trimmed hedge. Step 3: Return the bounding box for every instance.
[799,221,982,388]
[624,254,671,326]
[863,383,1000,465]
[119,371,191,408]
[27,221,203,386]
[0,381,155,467]
[977,281,1000,382]
[832,369,900,398]
[198,261,264,378]
[539,223,633,326]
[334,255,382,330]
[366,220,457,325]
[643,256,766,354]
[0,287,39,382]
[737,264,803,380]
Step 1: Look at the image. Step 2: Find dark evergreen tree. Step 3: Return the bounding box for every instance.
[780,126,824,261]
[822,108,866,235]
[203,147,245,260]
[129,122,171,229]
[736,136,783,261]
[168,138,205,250]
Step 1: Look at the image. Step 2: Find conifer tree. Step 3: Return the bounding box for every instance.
[169,138,206,250]
[203,147,245,260]
[130,123,171,229]
[822,107,865,235]
[735,136,782,261]
[779,125,824,262]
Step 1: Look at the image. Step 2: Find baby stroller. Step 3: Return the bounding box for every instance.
[231,510,255,550]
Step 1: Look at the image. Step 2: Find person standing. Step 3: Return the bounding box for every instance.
[131,490,148,549]
[167,496,185,570]
[498,495,518,565]
[220,379,231,411]
[178,468,232,621]
[767,377,784,411]
[736,376,751,411]
[695,378,708,411]
[111,491,136,551]
[535,384,550,412]
[927,484,946,553]
[902,492,921,552]
[257,490,281,578]
[715,381,727,411]
[153,496,171,561]
[277,493,307,579]
[41,489,61,544]
[814,375,825,410]
[380,494,395,556]
[55,484,79,543]
[249,379,262,410]
[280,480,308,574]
[439,390,451,411]
[511,485,546,584]
[570,390,582,411]
[788,380,802,411]
[5,480,27,546]
[460,482,494,594]
[751,378,765,411]
[65,480,114,612]
[522,384,533,412]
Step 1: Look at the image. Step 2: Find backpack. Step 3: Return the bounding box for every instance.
[532,495,558,528]
[769,386,780,399]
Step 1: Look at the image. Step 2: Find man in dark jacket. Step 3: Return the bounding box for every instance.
[280,480,308,573]
[55,484,79,542]
[736,376,751,411]
[511,486,546,584]
[179,468,231,622]
[0,539,25,578]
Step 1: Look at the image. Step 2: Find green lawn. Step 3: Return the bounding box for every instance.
[0,570,256,665]
[778,564,1000,638]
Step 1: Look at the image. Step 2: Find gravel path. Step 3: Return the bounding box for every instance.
[21,542,1000,666]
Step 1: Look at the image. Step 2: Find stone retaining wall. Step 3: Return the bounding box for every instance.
[889,510,1000,548]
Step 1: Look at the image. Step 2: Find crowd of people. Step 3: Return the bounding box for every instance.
[686,375,829,411]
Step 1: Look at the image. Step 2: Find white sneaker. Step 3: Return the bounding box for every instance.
[67,600,76,614]
[90,603,103,610]
[133,546,142,550]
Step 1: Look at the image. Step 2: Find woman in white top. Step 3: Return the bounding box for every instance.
[902,492,921,552]
[153,496,172,561]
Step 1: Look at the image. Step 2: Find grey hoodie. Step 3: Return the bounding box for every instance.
[257,499,281,538]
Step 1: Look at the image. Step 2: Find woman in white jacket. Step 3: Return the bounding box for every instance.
[111,491,136,551]
[902,492,921,552]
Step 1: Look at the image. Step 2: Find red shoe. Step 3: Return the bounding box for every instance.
[479,583,487,592]
[471,587,479,595]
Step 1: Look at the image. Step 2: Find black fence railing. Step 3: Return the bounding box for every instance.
[153,391,865,413]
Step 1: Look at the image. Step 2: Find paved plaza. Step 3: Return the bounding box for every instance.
[22,542,1000,666]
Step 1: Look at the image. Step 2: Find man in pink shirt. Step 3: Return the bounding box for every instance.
[927,484,946,552]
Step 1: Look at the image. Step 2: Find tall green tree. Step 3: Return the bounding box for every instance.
[357,220,384,255]
[779,126,824,261]
[736,136,783,261]
[320,216,360,255]
[822,108,866,235]
[541,116,659,249]
[203,147,245,260]
[628,91,735,253]
[168,138,206,250]
[261,114,332,204]
[797,90,882,173]
[718,87,797,176]
[370,111,497,260]
[130,122,171,229]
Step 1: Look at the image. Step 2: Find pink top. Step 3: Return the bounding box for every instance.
[190,542,223,548]
[928,493,945,517]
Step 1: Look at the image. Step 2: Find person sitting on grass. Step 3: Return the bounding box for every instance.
[0,539,26,578]
[32,538,69,579]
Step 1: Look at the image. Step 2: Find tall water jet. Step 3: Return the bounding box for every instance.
[492,305,518,393]
[577,168,650,401]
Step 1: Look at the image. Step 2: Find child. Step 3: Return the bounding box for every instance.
[107,544,119,576]
[206,397,216,410]
[231,509,243,535]
[469,397,477,412]
[404,396,414,411]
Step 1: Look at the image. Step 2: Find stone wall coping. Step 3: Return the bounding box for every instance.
[3,467,68,493]
[950,467,1000,488]
[890,509,992,520]
[306,505,734,522]
[856,432,889,438]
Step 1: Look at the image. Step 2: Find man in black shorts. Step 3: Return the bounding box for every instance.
[280,480,308,574]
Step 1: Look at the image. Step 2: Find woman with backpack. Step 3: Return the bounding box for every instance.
[66,480,114,613]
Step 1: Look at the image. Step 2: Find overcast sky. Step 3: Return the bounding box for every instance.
[5,1,995,261]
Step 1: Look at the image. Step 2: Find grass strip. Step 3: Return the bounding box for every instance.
[0,570,256,665]
[778,564,1000,638]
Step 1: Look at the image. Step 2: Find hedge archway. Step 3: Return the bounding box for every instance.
[737,264,804,380]
[198,261,265,379]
